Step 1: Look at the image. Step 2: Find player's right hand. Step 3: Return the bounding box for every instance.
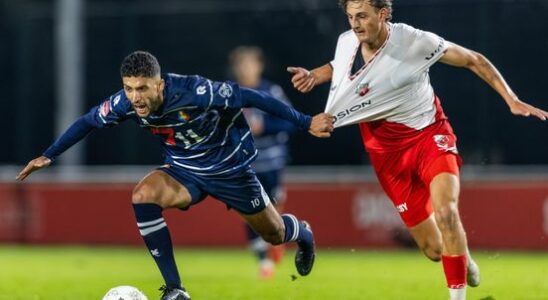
[16,156,52,181]
[309,113,334,138]
[508,99,548,121]
[287,66,316,93]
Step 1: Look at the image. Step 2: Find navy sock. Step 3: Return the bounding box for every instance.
[245,224,268,261]
[281,214,313,250]
[133,203,181,288]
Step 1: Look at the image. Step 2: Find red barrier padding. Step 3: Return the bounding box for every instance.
[1,181,546,249]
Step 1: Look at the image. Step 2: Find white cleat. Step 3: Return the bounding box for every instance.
[259,259,275,279]
[467,256,481,287]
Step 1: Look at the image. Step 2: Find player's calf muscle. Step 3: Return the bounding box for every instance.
[241,207,285,245]
[415,233,442,261]
[260,226,285,245]
[410,219,442,261]
[422,241,442,261]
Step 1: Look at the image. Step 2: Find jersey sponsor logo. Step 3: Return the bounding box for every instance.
[396,202,408,213]
[355,82,370,96]
[352,192,401,229]
[332,100,372,123]
[425,37,445,60]
[218,83,233,98]
[433,134,458,153]
[112,95,121,106]
[99,100,111,117]
[196,85,207,95]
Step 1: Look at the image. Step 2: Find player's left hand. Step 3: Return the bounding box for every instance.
[309,113,334,138]
[508,99,548,121]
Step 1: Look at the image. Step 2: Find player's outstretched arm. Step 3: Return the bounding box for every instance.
[16,156,52,181]
[308,113,334,138]
[439,42,547,121]
[287,63,333,93]
[240,88,310,130]
[15,113,99,181]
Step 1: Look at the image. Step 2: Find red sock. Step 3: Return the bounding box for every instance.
[442,255,467,289]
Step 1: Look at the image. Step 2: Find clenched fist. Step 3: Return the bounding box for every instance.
[309,113,334,138]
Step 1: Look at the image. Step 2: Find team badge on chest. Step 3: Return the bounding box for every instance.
[355,83,370,96]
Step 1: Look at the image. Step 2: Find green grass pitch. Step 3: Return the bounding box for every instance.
[0,246,546,299]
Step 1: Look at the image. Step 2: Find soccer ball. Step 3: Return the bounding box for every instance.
[102,285,148,300]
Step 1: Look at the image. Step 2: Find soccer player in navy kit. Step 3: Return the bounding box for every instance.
[229,46,296,278]
[16,51,334,300]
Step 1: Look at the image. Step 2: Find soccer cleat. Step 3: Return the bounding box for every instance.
[467,256,481,287]
[295,221,315,276]
[259,259,275,279]
[159,285,191,300]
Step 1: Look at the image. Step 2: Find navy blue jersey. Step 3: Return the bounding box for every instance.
[245,79,295,173]
[43,73,312,176]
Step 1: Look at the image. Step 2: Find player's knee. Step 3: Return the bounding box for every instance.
[132,184,160,205]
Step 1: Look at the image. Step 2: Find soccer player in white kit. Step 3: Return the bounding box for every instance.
[287,1,548,299]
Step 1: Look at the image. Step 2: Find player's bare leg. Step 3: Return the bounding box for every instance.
[239,204,315,276]
[269,202,286,264]
[430,173,480,287]
[430,172,479,300]
[133,170,193,208]
[430,173,467,254]
[132,170,192,300]
[410,213,480,288]
[409,214,443,262]
[244,201,285,279]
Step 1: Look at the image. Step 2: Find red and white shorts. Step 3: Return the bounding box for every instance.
[366,120,462,228]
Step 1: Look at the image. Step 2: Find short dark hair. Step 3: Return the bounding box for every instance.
[120,50,161,78]
[338,0,393,21]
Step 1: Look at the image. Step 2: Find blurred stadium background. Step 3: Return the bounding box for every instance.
[0,0,547,299]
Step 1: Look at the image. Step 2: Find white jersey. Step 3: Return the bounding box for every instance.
[325,23,448,129]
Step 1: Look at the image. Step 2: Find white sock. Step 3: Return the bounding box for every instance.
[449,287,466,300]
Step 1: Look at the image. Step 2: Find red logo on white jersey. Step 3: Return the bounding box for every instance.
[356,83,370,97]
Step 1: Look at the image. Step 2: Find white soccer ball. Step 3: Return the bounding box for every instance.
[102,285,148,300]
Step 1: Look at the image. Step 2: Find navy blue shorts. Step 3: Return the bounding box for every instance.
[256,170,285,205]
[159,164,271,214]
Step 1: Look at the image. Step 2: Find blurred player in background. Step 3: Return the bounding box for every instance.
[287,0,548,299]
[229,46,296,278]
[17,51,333,300]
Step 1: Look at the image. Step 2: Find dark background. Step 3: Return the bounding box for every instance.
[1,0,547,166]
